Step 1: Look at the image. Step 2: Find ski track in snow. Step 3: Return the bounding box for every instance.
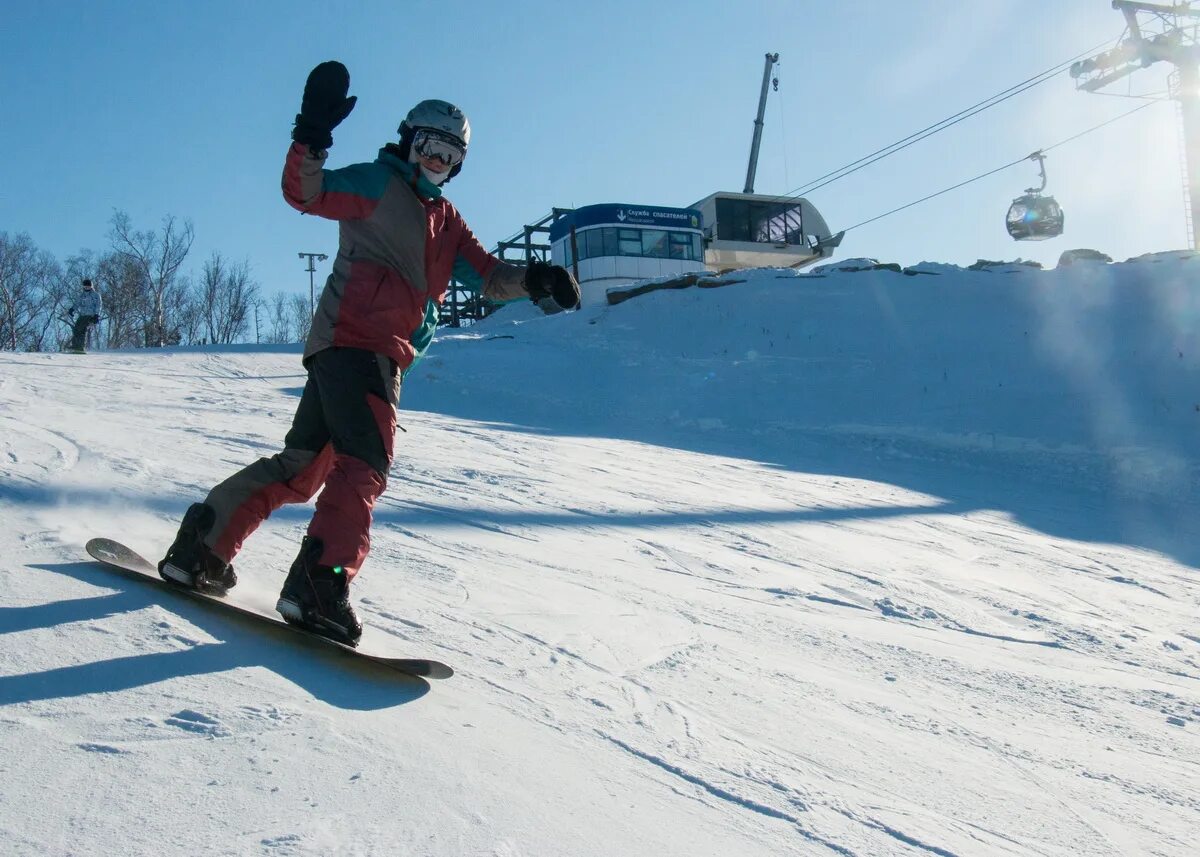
[2,264,1200,855]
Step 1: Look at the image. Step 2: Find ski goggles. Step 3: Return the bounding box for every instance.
[412,129,466,167]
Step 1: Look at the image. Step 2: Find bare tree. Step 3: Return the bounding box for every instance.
[264,292,293,344]
[199,252,227,344]
[28,254,65,352]
[93,252,151,349]
[0,232,60,351]
[171,274,203,346]
[109,211,194,347]
[262,291,312,344]
[200,253,259,344]
[287,293,312,342]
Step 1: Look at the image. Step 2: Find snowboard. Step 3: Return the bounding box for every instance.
[84,537,453,680]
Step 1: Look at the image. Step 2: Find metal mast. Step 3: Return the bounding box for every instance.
[298,252,328,318]
[1070,1,1200,248]
[744,52,780,194]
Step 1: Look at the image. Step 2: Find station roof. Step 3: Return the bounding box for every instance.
[550,203,703,242]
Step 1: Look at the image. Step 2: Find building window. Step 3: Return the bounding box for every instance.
[668,232,692,260]
[602,228,619,257]
[571,226,702,262]
[641,230,668,258]
[714,198,808,246]
[585,229,605,260]
[756,207,805,244]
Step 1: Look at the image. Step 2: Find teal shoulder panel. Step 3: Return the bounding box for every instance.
[452,255,485,294]
[404,299,441,376]
[323,161,391,200]
[452,254,521,304]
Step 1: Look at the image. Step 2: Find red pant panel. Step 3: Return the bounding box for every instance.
[209,444,335,562]
[203,347,396,572]
[307,456,386,577]
[308,391,396,576]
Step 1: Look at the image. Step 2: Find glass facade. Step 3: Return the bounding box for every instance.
[714,197,809,245]
[565,227,703,267]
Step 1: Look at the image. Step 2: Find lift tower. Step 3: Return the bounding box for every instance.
[1070,1,1200,247]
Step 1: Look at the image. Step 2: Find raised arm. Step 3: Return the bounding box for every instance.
[282,145,386,220]
[281,61,381,220]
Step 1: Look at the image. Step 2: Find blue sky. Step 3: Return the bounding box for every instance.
[1,1,1185,299]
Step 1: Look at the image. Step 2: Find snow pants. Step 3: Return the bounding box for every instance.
[70,314,98,350]
[201,346,398,578]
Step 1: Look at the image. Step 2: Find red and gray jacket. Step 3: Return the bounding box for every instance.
[282,142,527,399]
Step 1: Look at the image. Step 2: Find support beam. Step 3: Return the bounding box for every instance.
[1176,61,1200,247]
[1074,4,1200,247]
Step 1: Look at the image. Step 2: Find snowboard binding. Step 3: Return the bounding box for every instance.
[276,536,363,647]
[158,503,237,596]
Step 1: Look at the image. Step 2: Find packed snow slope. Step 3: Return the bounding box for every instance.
[1,255,1198,856]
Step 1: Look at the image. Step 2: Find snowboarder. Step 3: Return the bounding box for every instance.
[68,278,102,352]
[158,61,580,646]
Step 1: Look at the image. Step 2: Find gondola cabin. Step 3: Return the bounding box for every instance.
[1006,151,1063,241]
[1006,194,1064,241]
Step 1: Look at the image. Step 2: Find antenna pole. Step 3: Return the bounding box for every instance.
[298,252,329,319]
[744,52,780,194]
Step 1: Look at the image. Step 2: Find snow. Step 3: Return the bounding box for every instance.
[1,258,1198,856]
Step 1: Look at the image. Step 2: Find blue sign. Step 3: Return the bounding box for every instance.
[549,203,703,242]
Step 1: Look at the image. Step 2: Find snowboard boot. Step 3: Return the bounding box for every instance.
[158,502,237,595]
[276,536,363,647]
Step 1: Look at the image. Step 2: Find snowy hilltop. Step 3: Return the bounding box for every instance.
[0,257,1198,856]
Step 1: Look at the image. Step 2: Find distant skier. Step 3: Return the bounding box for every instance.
[68,278,102,352]
[158,61,580,646]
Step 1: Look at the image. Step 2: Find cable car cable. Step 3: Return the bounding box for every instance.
[836,98,1161,235]
[775,62,791,190]
[782,36,1120,201]
[1038,97,1161,154]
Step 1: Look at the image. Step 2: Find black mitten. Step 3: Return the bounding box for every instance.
[292,61,357,150]
[525,261,580,310]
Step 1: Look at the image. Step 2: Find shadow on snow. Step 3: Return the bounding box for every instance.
[0,561,429,710]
